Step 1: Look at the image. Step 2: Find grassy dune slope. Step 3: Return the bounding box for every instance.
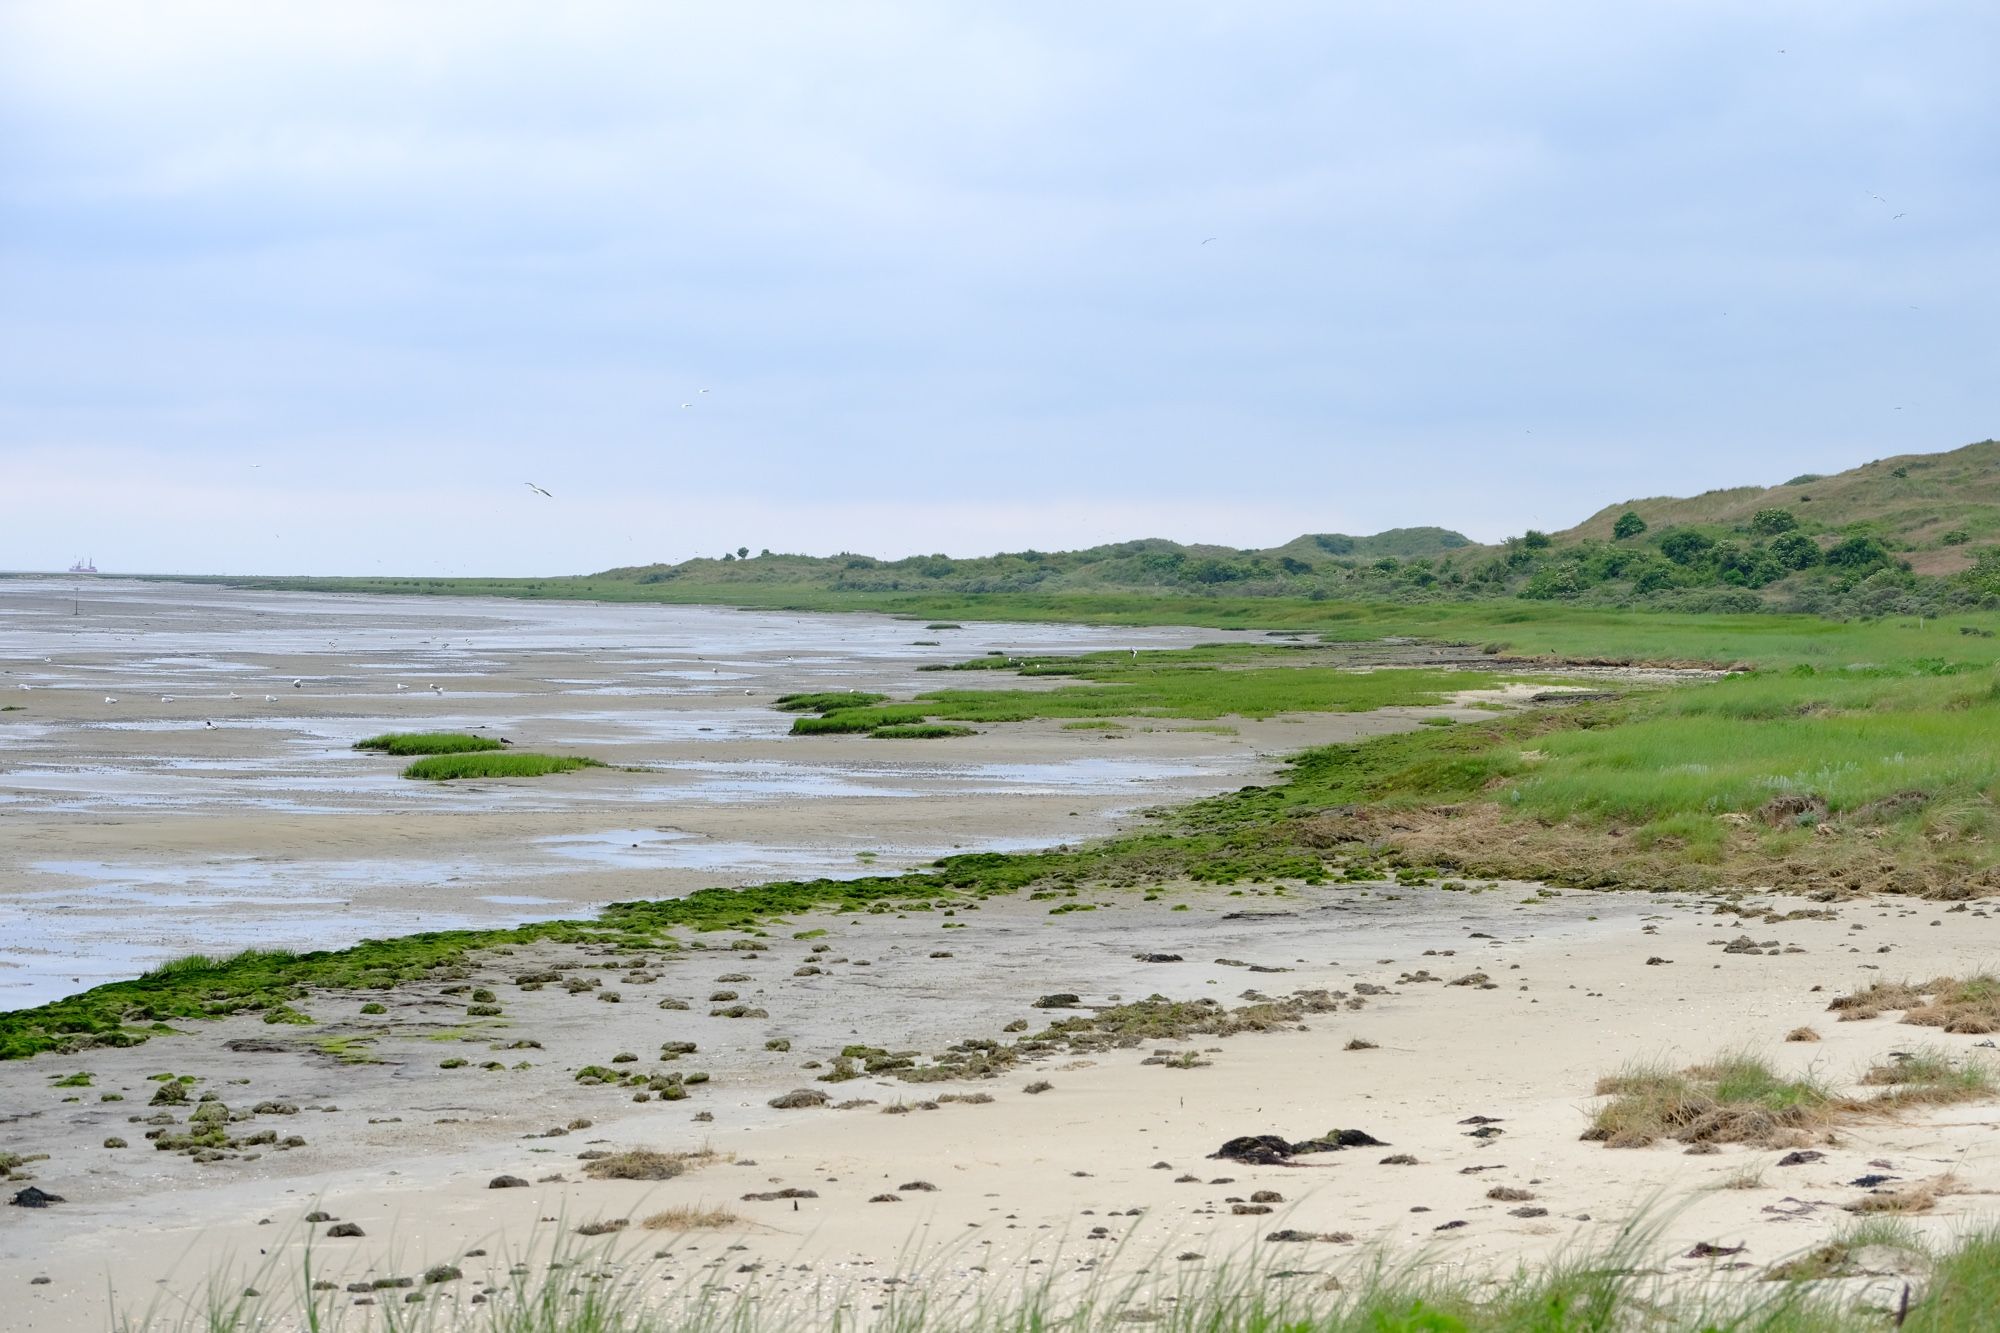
[1565,438,2000,564]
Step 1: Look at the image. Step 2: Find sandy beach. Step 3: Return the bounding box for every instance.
[7,881,1997,1328]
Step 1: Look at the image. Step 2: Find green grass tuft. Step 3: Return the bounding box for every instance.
[401,753,604,781]
[773,691,889,712]
[355,732,507,755]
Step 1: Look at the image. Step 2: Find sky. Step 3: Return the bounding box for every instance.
[1,2,1995,576]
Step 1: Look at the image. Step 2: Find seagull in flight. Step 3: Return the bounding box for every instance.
[1201,237,1217,245]
[525,482,553,498]
[1893,212,1907,220]
[681,402,693,409]
[291,678,303,688]
[700,388,711,394]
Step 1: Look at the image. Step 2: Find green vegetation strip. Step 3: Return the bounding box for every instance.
[783,645,1514,736]
[354,732,506,755]
[179,568,2000,670]
[401,753,604,780]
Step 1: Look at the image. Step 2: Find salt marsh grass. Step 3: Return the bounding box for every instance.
[401,753,604,781]
[785,648,1517,738]
[355,732,507,755]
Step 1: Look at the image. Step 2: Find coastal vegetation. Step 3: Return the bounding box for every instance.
[97,1221,2000,1330]
[190,439,2000,620]
[1579,1048,1995,1150]
[781,646,1518,736]
[354,732,507,755]
[401,753,605,781]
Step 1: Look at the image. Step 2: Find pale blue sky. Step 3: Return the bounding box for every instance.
[2,2,1994,575]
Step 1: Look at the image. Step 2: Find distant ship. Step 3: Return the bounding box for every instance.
[68,557,98,575]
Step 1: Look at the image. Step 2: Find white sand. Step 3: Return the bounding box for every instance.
[6,884,1997,1328]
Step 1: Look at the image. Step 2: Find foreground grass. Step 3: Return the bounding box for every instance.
[401,753,604,780]
[113,1222,2000,1331]
[355,732,507,756]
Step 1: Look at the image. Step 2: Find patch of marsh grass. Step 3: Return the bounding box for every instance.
[143,947,298,980]
[1591,1045,1995,1152]
[581,1147,721,1181]
[773,691,888,712]
[640,1204,741,1231]
[1858,1046,1995,1107]
[788,705,933,735]
[401,753,604,781]
[1832,974,2000,1033]
[1585,1053,1833,1148]
[355,731,505,755]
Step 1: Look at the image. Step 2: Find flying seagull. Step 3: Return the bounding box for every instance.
[525,482,553,498]
[291,678,303,688]
[1201,237,1217,245]
[681,402,693,409]
[700,388,711,394]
